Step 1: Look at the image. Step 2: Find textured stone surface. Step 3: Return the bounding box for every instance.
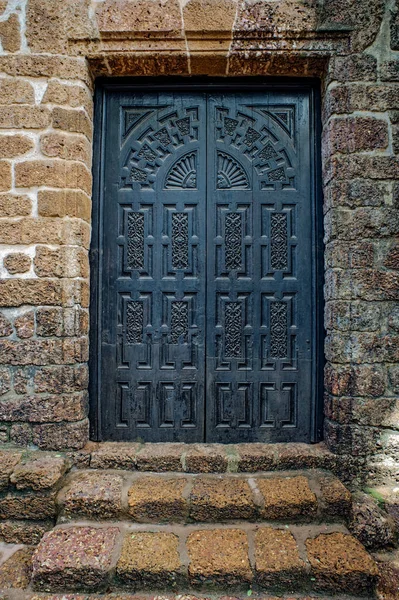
[255,527,306,587]
[0,492,57,520]
[306,532,378,594]
[90,442,140,469]
[116,532,181,587]
[185,444,229,473]
[189,477,256,521]
[61,471,123,519]
[10,454,67,491]
[128,477,188,521]
[32,526,119,591]
[3,252,31,274]
[187,529,252,585]
[0,520,52,545]
[349,492,398,550]
[0,449,22,490]
[319,475,352,518]
[0,547,34,589]
[135,443,184,472]
[257,476,317,519]
[236,443,275,471]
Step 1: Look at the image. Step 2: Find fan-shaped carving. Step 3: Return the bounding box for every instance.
[165,151,197,189]
[217,152,249,190]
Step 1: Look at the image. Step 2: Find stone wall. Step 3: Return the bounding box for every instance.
[0,0,397,484]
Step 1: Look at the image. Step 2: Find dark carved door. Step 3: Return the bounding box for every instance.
[93,83,320,443]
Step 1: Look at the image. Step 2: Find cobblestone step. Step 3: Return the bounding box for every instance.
[56,470,351,524]
[26,523,378,596]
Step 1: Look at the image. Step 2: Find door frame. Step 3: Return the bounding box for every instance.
[89,76,324,443]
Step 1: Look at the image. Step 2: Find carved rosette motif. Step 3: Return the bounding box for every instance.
[170,301,189,344]
[225,302,242,358]
[270,301,288,358]
[217,152,249,189]
[172,212,189,269]
[165,151,197,189]
[225,212,242,271]
[126,301,144,344]
[270,213,288,271]
[127,212,145,270]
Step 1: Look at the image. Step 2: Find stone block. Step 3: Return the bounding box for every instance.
[90,442,141,469]
[0,519,52,545]
[0,449,22,490]
[14,311,35,339]
[0,313,13,337]
[10,453,67,491]
[306,532,378,594]
[0,367,11,395]
[349,492,398,550]
[135,443,184,472]
[37,189,91,222]
[0,274,62,308]
[4,253,32,274]
[52,107,92,140]
[183,0,237,35]
[15,160,92,195]
[0,55,91,86]
[0,106,50,129]
[0,161,11,192]
[0,134,34,159]
[236,443,275,471]
[330,54,377,82]
[256,476,317,520]
[116,531,182,587]
[189,477,256,521]
[327,116,389,154]
[0,78,35,105]
[96,0,183,37]
[275,443,335,470]
[0,547,34,590]
[184,444,229,472]
[61,471,123,519]
[0,392,87,423]
[0,13,21,52]
[187,528,252,586]
[34,365,88,393]
[43,81,93,114]
[319,475,352,518]
[0,491,57,520]
[32,526,119,591]
[32,419,89,451]
[254,527,306,588]
[40,132,91,165]
[127,476,188,521]
[0,193,32,217]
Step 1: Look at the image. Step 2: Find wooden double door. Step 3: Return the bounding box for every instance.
[91,81,322,443]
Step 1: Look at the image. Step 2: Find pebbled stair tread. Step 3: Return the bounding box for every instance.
[29,523,378,596]
[57,470,351,524]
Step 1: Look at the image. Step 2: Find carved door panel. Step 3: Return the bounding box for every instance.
[206,93,314,442]
[95,85,319,443]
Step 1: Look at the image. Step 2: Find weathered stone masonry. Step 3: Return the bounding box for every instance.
[0,0,398,485]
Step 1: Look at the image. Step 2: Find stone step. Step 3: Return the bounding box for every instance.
[56,470,352,524]
[29,522,378,597]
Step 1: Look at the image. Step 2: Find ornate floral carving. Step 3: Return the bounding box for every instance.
[170,301,189,344]
[270,301,288,358]
[225,302,242,358]
[172,212,189,269]
[127,212,145,270]
[217,152,249,189]
[165,151,197,189]
[126,301,144,344]
[270,212,288,271]
[225,212,242,271]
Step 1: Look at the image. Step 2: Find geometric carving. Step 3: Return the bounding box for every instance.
[224,117,238,136]
[267,167,286,182]
[243,127,261,147]
[172,212,189,269]
[126,301,144,344]
[170,301,189,344]
[137,143,157,162]
[225,212,242,271]
[270,301,287,358]
[217,152,249,189]
[165,151,197,189]
[154,127,171,147]
[270,213,288,271]
[176,117,190,136]
[127,212,145,270]
[225,301,242,358]
[258,142,279,161]
[130,167,147,183]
